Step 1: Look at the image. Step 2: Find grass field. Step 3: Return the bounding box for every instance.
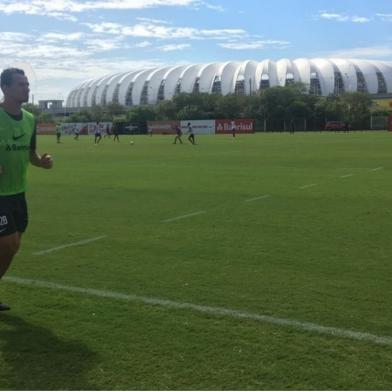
[1,131,392,390]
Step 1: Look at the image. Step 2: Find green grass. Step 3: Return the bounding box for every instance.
[1,132,392,390]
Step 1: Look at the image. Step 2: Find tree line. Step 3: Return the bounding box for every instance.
[25,83,390,130]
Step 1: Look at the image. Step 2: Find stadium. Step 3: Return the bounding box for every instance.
[66,58,392,108]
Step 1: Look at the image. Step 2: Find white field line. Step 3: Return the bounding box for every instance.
[33,236,107,256]
[244,194,271,203]
[368,167,384,172]
[162,211,206,223]
[4,276,392,347]
[340,174,353,178]
[298,184,318,190]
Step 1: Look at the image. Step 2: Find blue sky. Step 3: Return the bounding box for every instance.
[0,0,391,101]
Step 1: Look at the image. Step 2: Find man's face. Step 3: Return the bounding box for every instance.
[3,73,30,103]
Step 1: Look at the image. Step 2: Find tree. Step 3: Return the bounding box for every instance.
[214,94,244,119]
[156,100,177,120]
[341,92,372,127]
[105,103,126,119]
[67,110,92,123]
[89,105,105,122]
[126,105,157,132]
[38,112,55,123]
[22,103,41,117]
[176,105,205,120]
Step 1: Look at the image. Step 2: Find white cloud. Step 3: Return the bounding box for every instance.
[0,32,33,42]
[158,43,190,51]
[318,11,370,23]
[0,0,207,20]
[377,13,392,22]
[219,39,290,50]
[85,37,126,51]
[319,12,349,22]
[323,45,392,59]
[135,41,153,47]
[0,31,127,61]
[40,32,85,42]
[202,2,224,12]
[84,21,247,40]
[136,17,171,25]
[351,16,371,23]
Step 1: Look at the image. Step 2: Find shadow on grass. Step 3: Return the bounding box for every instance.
[0,314,98,390]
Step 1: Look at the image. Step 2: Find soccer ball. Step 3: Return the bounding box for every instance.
[130,140,134,145]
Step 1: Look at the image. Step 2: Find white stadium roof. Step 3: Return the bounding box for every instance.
[66,58,392,108]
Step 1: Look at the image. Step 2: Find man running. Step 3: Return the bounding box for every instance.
[186,122,195,145]
[173,125,183,144]
[112,122,120,142]
[104,124,111,139]
[0,68,53,311]
[73,125,79,140]
[94,121,102,144]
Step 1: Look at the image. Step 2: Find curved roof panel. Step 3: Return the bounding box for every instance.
[67,59,392,108]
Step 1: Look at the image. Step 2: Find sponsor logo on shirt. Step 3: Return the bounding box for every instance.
[12,133,25,140]
[5,144,32,151]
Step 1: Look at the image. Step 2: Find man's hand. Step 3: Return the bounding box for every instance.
[40,153,53,169]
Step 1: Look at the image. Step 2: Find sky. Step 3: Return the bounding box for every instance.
[0,0,391,102]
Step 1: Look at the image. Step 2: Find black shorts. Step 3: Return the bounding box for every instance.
[0,193,28,237]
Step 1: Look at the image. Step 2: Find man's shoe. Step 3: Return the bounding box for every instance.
[0,303,10,311]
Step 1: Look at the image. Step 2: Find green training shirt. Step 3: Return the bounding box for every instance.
[0,107,36,196]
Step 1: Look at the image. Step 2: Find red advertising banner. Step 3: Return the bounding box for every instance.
[215,119,254,134]
[389,115,392,132]
[37,122,56,135]
[147,120,179,134]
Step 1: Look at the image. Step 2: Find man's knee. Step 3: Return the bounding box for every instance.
[0,234,21,260]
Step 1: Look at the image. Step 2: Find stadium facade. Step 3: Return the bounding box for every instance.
[66,58,392,108]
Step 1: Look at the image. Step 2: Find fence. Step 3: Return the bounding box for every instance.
[255,116,389,132]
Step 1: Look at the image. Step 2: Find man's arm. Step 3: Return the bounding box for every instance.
[29,121,53,169]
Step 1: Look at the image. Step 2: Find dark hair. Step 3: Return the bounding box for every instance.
[0,68,25,88]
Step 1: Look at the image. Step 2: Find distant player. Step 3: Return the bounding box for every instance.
[186,122,195,145]
[73,125,79,140]
[0,68,53,311]
[94,121,102,144]
[56,122,62,143]
[290,119,295,134]
[104,124,111,138]
[113,123,120,142]
[231,120,236,138]
[173,125,183,144]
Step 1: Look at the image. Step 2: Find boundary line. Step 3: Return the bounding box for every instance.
[4,276,392,347]
[162,211,206,223]
[244,194,271,203]
[298,184,318,189]
[33,236,107,256]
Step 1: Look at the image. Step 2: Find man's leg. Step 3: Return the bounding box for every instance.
[0,232,20,279]
[0,232,21,311]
